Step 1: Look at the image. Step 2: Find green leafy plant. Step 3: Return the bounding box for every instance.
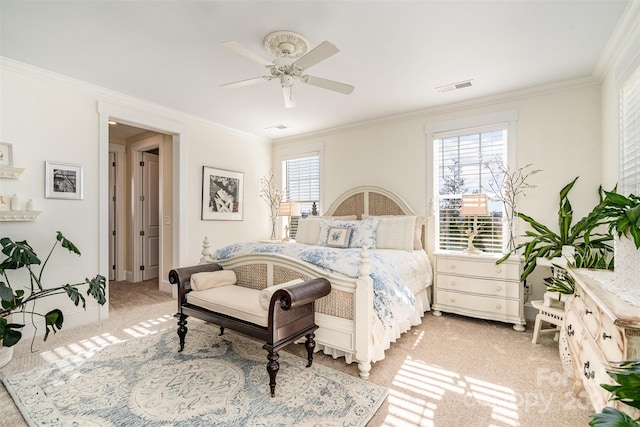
[589,359,640,426]
[0,231,106,348]
[597,190,640,249]
[543,268,575,296]
[499,177,613,282]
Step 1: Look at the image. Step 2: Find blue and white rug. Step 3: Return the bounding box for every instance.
[3,321,387,426]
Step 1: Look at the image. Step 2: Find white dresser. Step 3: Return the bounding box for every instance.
[432,252,526,331]
[564,268,640,418]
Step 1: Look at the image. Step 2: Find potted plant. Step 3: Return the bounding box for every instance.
[0,231,106,361]
[596,190,640,294]
[589,359,640,426]
[259,170,283,240]
[498,177,614,282]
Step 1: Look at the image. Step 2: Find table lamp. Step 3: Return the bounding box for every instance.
[278,201,301,241]
[460,194,489,254]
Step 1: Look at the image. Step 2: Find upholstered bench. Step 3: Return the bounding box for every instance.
[168,263,331,396]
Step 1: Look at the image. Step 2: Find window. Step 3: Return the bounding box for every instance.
[283,155,320,237]
[620,64,639,195]
[433,124,509,254]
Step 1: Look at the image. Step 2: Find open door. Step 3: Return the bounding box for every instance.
[140,151,160,280]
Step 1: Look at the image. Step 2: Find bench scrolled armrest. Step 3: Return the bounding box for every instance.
[271,278,331,311]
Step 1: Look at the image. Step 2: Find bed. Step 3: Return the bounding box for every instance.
[198,186,433,379]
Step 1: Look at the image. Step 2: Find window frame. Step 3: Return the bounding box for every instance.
[426,110,518,254]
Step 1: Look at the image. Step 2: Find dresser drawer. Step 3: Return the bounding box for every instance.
[436,289,521,317]
[580,335,615,413]
[436,257,520,281]
[565,308,585,347]
[436,274,520,299]
[581,294,601,339]
[597,313,625,363]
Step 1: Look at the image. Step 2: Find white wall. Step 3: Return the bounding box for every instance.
[0,61,272,336]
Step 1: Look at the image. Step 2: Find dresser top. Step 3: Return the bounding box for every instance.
[570,268,640,329]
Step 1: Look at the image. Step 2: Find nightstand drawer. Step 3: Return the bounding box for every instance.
[435,257,520,281]
[435,273,520,299]
[436,289,521,317]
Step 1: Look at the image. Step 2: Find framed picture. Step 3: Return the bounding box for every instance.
[0,142,13,166]
[45,161,83,200]
[201,166,243,220]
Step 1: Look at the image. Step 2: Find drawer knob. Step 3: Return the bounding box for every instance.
[602,332,612,340]
[583,361,595,379]
[451,281,456,287]
[450,265,456,270]
[567,324,575,337]
[585,309,593,315]
[496,304,502,309]
[496,286,502,292]
[495,267,502,273]
[450,298,456,303]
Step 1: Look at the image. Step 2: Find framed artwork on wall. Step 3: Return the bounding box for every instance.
[0,142,13,166]
[201,166,243,220]
[45,161,83,200]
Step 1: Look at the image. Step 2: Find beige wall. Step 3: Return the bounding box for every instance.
[0,63,272,335]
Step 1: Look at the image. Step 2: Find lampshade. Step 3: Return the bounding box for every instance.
[460,194,489,217]
[278,202,301,217]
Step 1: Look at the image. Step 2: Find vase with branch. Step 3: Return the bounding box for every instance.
[484,160,542,254]
[260,170,283,240]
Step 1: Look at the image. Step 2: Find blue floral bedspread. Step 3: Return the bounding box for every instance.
[213,242,421,330]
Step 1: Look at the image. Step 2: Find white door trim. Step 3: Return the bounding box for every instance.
[98,102,186,318]
[108,143,126,281]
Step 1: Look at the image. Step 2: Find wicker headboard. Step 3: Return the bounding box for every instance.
[324,186,426,250]
[325,186,416,218]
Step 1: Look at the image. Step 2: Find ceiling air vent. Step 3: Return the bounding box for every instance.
[265,124,288,130]
[436,79,474,93]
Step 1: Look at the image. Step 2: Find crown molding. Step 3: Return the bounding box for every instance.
[0,57,271,144]
[593,0,640,81]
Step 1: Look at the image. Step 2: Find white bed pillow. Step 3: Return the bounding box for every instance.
[318,217,379,249]
[362,215,417,250]
[190,270,237,291]
[295,215,357,245]
[258,279,304,310]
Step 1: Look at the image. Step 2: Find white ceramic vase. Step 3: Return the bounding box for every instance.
[614,234,640,292]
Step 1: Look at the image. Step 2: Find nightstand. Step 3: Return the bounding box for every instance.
[432,251,526,331]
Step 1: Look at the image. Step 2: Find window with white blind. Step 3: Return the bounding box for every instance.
[620,64,639,195]
[433,125,508,253]
[283,155,320,238]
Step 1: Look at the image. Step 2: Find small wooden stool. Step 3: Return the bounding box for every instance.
[531,299,565,344]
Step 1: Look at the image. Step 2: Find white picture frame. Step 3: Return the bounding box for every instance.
[45,161,83,200]
[0,142,13,166]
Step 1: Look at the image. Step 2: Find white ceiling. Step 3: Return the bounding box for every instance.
[0,0,631,140]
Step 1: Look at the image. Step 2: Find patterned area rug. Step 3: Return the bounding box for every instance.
[3,321,387,426]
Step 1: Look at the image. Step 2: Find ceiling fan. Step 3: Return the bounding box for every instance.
[221,31,355,108]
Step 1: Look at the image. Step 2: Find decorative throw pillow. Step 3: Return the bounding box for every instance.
[317,217,379,249]
[295,215,357,245]
[190,270,237,291]
[325,226,353,248]
[258,278,304,310]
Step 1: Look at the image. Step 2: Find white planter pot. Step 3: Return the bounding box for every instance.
[614,234,640,293]
[0,345,14,368]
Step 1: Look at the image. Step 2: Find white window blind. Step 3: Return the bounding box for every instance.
[284,155,320,237]
[620,65,640,195]
[434,127,507,253]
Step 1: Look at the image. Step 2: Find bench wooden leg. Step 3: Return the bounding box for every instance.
[219,326,225,336]
[266,351,280,397]
[177,314,188,352]
[304,333,316,368]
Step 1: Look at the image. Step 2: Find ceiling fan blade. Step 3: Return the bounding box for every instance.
[283,85,296,109]
[221,76,272,88]
[292,41,339,70]
[303,75,355,95]
[222,41,274,67]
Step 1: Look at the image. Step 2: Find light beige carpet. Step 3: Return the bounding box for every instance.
[1,280,592,426]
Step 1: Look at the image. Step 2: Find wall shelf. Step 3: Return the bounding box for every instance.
[0,210,41,221]
[0,166,25,179]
